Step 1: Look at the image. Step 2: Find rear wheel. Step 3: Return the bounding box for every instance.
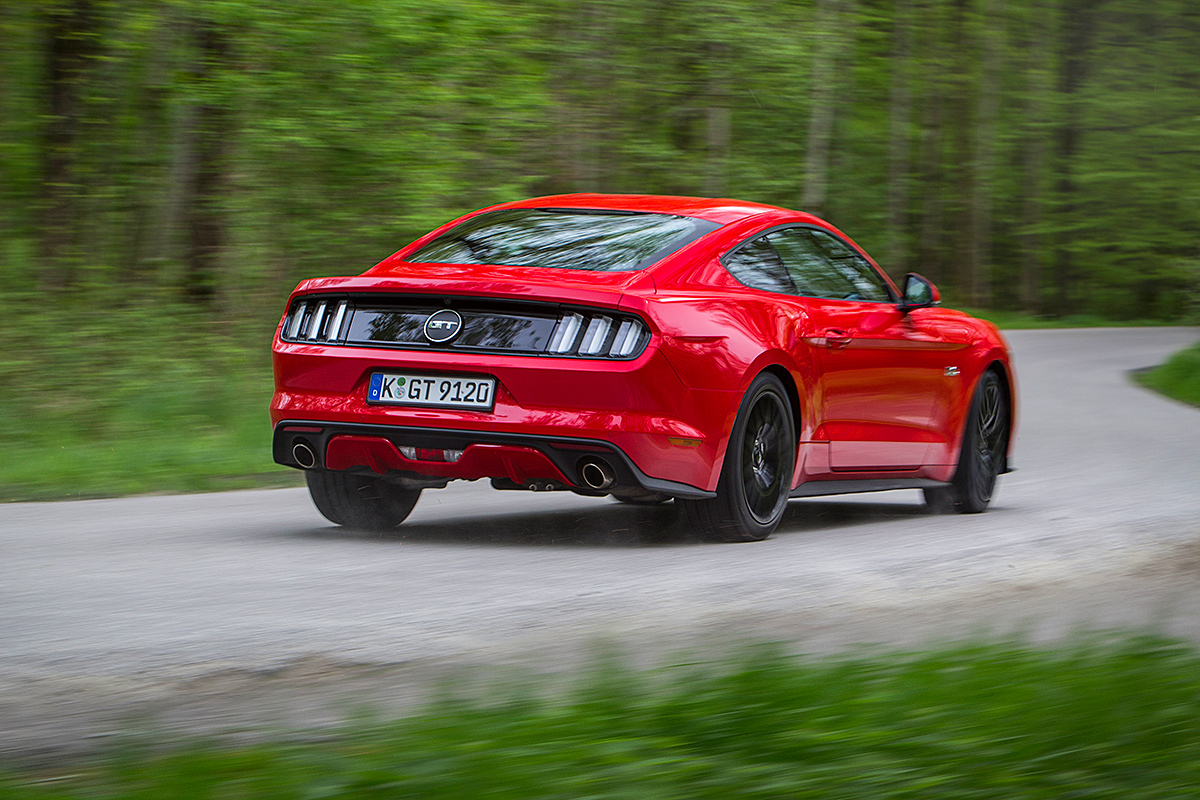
[923,369,1008,514]
[678,373,795,542]
[305,470,422,531]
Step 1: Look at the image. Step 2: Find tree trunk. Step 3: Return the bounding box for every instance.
[947,0,972,295]
[969,0,1003,307]
[1019,0,1052,314]
[1052,0,1098,316]
[801,0,840,216]
[915,4,947,285]
[181,19,229,305]
[704,44,731,197]
[885,0,913,273]
[37,0,95,290]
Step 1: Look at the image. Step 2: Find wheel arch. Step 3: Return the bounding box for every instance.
[946,355,1015,474]
[708,362,803,493]
[760,363,804,450]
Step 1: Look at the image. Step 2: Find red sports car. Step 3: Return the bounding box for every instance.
[271,194,1015,541]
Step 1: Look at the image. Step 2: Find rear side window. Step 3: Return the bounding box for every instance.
[769,228,892,302]
[805,229,891,301]
[723,237,794,294]
[408,208,720,272]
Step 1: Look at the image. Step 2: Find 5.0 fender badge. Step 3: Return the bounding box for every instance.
[424,309,463,343]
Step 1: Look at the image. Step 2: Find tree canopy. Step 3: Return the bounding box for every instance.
[3,0,1198,319]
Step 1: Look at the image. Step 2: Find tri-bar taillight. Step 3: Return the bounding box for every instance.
[280,296,651,360]
[283,298,350,343]
[547,312,649,358]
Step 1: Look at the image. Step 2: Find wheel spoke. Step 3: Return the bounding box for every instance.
[968,378,1007,504]
[740,393,789,522]
[978,386,998,437]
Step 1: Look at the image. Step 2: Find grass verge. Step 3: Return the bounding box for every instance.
[0,291,300,501]
[3,637,1199,797]
[1135,339,1200,408]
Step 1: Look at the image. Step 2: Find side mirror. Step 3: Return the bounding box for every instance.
[900,273,940,312]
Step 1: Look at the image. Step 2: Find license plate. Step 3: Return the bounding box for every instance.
[368,372,496,411]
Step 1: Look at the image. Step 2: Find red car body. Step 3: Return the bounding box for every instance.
[272,194,1015,540]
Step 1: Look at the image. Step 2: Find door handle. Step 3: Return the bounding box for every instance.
[824,328,853,349]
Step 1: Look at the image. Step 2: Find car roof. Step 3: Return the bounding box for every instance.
[485,193,802,226]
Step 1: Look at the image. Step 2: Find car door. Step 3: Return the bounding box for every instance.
[767,227,967,471]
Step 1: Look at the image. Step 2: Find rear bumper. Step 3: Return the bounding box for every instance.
[273,420,716,498]
[271,338,740,493]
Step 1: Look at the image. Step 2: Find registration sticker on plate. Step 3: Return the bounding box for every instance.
[368,372,496,411]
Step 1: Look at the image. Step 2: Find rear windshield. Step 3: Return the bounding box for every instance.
[408,208,721,272]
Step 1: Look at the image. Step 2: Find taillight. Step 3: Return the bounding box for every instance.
[281,298,350,343]
[547,311,650,359]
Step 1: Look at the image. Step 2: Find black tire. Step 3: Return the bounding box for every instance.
[305,469,422,531]
[923,369,1009,514]
[678,373,796,542]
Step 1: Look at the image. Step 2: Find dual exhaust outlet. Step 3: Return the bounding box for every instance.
[292,438,617,493]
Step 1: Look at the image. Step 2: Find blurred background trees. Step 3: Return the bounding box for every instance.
[2,0,1199,319]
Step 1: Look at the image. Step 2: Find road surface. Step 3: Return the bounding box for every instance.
[2,327,1198,763]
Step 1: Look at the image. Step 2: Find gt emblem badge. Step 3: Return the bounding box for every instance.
[945,366,961,377]
[424,309,463,343]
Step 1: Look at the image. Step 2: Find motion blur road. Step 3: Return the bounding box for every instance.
[2,327,1199,762]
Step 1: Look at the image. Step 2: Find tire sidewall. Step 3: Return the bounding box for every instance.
[306,469,422,530]
[721,373,796,538]
[954,370,1005,513]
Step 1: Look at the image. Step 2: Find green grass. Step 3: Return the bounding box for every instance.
[1136,339,1200,408]
[3,638,1200,797]
[0,290,300,501]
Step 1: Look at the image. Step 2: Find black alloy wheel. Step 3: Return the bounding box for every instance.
[678,372,796,542]
[924,369,1009,514]
[306,469,423,530]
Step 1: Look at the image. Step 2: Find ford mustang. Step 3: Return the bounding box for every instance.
[271,194,1015,541]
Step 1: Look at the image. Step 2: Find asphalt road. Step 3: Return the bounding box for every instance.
[2,327,1199,762]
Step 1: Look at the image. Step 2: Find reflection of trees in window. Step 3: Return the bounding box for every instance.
[458,315,551,351]
[809,229,857,259]
[769,229,890,301]
[724,238,794,294]
[410,209,716,272]
[351,309,554,351]
[361,312,425,343]
[769,229,849,298]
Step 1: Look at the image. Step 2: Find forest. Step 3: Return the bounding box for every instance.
[3,0,1198,318]
[1,0,1198,498]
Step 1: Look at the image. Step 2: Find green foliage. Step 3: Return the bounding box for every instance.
[3,638,1200,796]
[0,288,295,500]
[2,0,1196,313]
[1136,338,1200,408]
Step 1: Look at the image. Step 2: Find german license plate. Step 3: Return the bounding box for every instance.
[368,372,496,411]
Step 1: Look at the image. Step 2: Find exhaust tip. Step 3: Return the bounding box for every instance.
[292,441,317,469]
[579,458,615,491]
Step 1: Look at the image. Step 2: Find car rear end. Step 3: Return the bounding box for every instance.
[270,271,731,497]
